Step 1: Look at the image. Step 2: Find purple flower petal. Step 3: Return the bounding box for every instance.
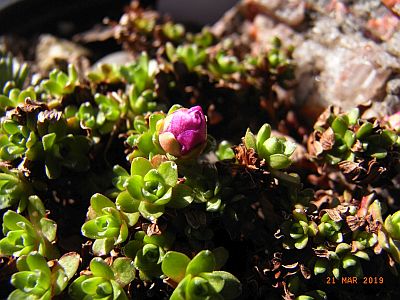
[160,106,207,156]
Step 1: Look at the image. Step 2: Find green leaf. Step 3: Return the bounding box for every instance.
[116,191,140,213]
[42,133,57,152]
[68,275,89,300]
[244,128,256,150]
[112,257,135,287]
[162,251,190,283]
[356,122,373,139]
[343,130,356,148]
[199,272,224,293]
[346,108,359,126]
[168,184,194,209]
[92,238,115,256]
[331,116,348,137]
[186,250,216,276]
[263,137,284,155]
[42,81,63,95]
[3,210,30,231]
[130,157,153,177]
[125,175,144,200]
[213,271,242,300]
[26,252,51,277]
[81,276,106,295]
[58,252,80,280]
[158,161,178,187]
[27,196,46,221]
[256,124,271,150]
[138,201,164,220]
[314,259,327,275]
[268,154,291,169]
[90,257,114,280]
[371,149,387,159]
[354,251,369,261]
[294,236,308,249]
[342,254,357,269]
[91,193,115,215]
[52,264,69,295]
[39,218,57,242]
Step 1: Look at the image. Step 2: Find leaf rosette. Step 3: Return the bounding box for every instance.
[69,257,134,300]
[81,193,139,255]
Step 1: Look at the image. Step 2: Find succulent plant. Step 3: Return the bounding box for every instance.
[0,51,29,96]
[9,251,80,300]
[378,209,400,262]
[120,52,158,114]
[0,86,36,114]
[87,63,123,85]
[0,168,33,211]
[162,249,242,300]
[281,208,318,250]
[0,99,91,178]
[216,140,235,160]
[125,111,166,160]
[208,51,242,78]
[40,64,78,97]
[162,22,185,42]
[313,242,369,279]
[81,193,139,256]
[123,230,175,280]
[243,123,296,169]
[76,93,122,135]
[113,157,189,220]
[69,257,134,300]
[308,107,400,184]
[166,43,207,72]
[0,196,59,259]
[316,213,343,243]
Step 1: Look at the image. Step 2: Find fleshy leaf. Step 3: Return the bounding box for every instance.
[162,251,190,283]
[186,250,216,276]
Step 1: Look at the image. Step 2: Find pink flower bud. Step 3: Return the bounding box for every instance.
[159,106,207,157]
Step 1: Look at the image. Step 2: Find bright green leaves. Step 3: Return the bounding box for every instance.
[120,53,158,114]
[76,93,122,135]
[9,252,79,300]
[308,107,400,184]
[162,251,191,283]
[41,64,78,97]
[123,230,174,280]
[162,249,242,300]
[167,43,207,72]
[81,193,138,255]
[0,168,33,211]
[0,196,59,259]
[69,257,133,300]
[0,51,29,97]
[208,51,242,78]
[162,22,185,42]
[313,242,369,279]
[114,157,182,220]
[317,213,343,243]
[126,112,166,160]
[244,123,295,170]
[0,100,91,179]
[216,140,235,160]
[281,208,317,250]
[378,210,400,262]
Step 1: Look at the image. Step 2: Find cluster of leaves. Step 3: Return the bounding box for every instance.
[1,2,400,300]
[308,106,400,185]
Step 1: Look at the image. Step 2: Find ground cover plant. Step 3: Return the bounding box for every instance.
[0,1,400,299]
